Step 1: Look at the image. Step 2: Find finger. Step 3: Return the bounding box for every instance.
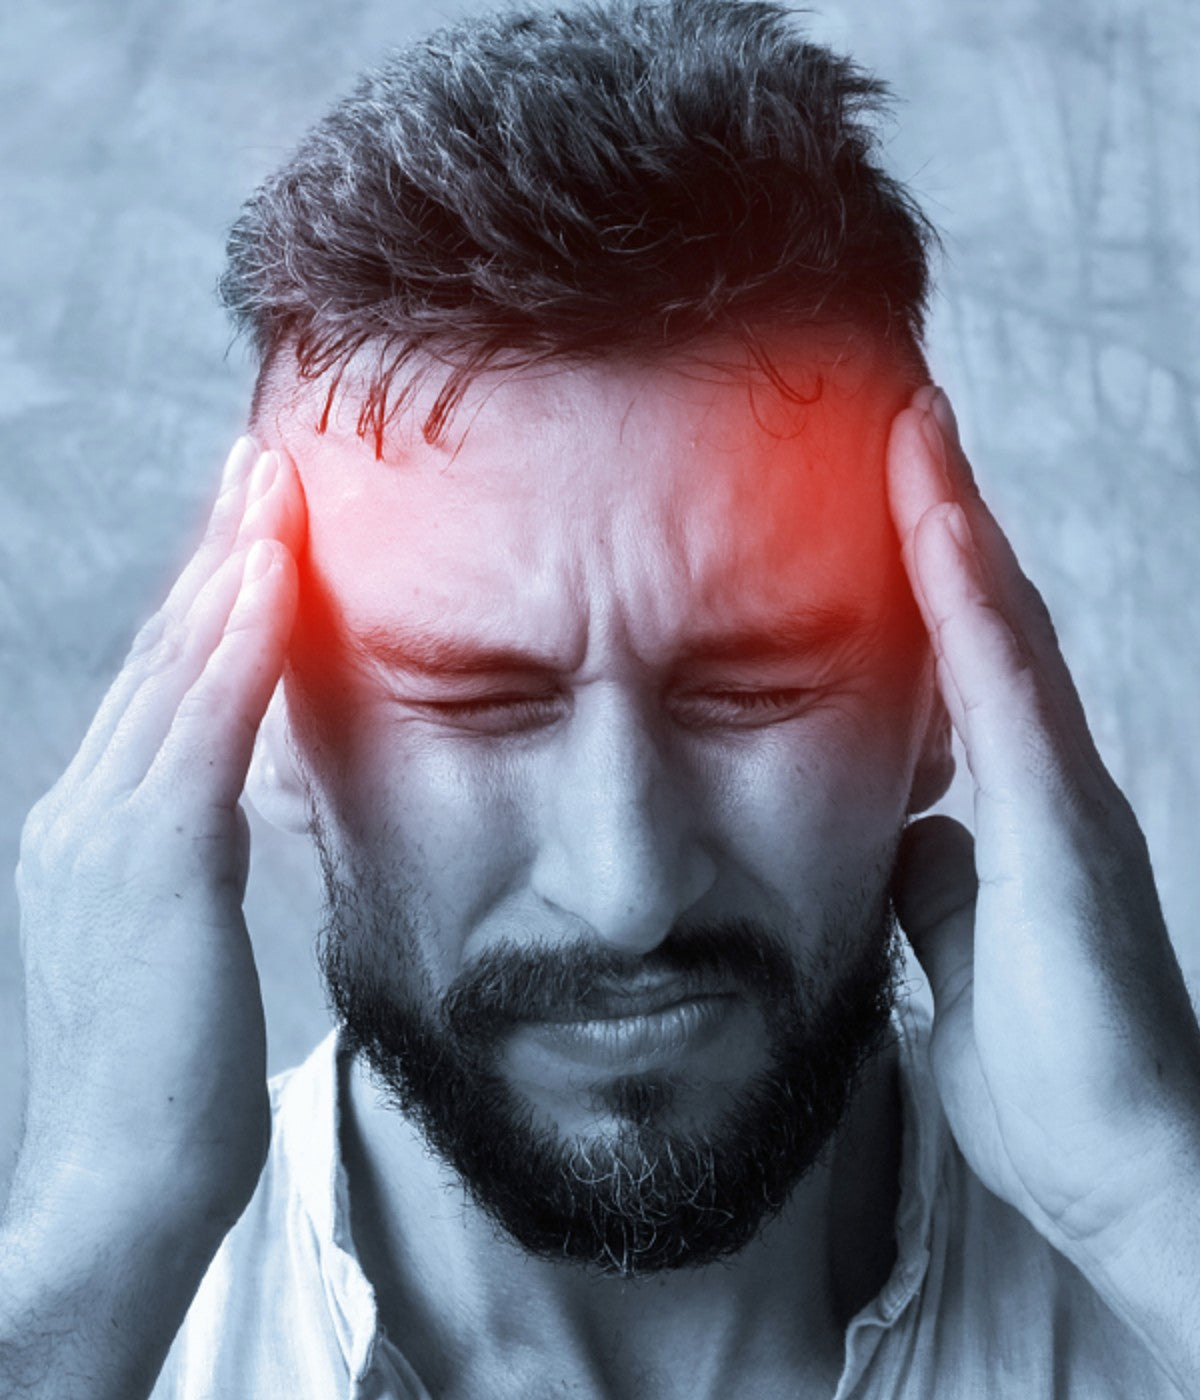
[156,437,266,623]
[81,546,257,795]
[156,447,304,629]
[893,814,977,1015]
[909,498,1116,819]
[92,444,305,795]
[887,386,948,548]
[55,441,265,786]
[888,393,1109,799]
[926,393,1072,687]
[142,538,299,810]
[893,394,1082,714]
[892,817,1000,1198]
[234,447,306,563]
[64,449,304,791]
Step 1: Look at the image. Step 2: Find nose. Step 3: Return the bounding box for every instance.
[530,686,716,954]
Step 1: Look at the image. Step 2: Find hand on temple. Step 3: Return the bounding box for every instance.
[1,437,305,1398]
[888,387,1200,1395]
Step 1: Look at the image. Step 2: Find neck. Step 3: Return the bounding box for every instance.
[341,1043,901,1400]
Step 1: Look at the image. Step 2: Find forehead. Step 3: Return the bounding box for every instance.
[267,337,914,659]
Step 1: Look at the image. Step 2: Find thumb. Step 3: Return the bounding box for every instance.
[894,814,978,1014]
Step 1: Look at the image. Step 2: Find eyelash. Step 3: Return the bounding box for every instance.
[426,695,557,717]
[698,689,800,710]
[675,689,816,726]
[413,692,558,724]
[418,689,813,731]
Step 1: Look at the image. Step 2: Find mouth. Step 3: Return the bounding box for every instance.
[517,988,741,1071]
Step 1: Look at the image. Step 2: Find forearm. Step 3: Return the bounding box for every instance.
[0,1162,229,1400]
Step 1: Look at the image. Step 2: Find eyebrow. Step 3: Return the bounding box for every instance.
[348,625,561,678]
[671,604,872,668]
[348,603,869,681]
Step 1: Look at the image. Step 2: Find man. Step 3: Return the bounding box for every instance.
[2,0,1198,1395]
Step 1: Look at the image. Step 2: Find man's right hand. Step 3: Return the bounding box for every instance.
[1,437,304,1398]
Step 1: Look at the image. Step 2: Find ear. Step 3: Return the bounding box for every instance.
[907,693,955,815]
[246,683,310,834]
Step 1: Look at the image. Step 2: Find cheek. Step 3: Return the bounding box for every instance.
[702,706,917,904]
[309,705,540,956]
[286,602,534,947]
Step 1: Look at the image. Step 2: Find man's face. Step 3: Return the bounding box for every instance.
[266,335,944,1274]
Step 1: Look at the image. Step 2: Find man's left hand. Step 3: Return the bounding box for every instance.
[888,386,1200,1393]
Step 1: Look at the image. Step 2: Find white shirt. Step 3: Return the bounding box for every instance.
[153,999,1181,1398]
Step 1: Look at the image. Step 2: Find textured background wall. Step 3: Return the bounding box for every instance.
[2,0,1197,1195]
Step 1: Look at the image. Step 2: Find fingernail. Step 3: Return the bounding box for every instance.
[919,404,948,477]
[926,389,976,493]
[219,436,259,496]
[930,388,960,444]
[248,451,279,501]
[244,539,276,583]
[944,502,973,553]
[910,384,940,415]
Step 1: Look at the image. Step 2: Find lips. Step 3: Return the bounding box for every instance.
[537,976,733,1023]
[520,989,740,1068]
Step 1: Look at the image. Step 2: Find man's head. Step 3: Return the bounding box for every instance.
[233,0,951,1277]
[221,0,934,449]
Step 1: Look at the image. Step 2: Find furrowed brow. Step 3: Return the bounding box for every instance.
[349,624,561,678]
[673,605,872,667]
[348,604,872,681]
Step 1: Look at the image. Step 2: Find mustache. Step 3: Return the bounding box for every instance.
[442,920,801,1041]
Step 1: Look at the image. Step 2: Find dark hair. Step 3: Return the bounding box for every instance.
[221,0,936,448]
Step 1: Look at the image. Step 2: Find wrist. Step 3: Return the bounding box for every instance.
[1064,1121,1200,1396]
[0,1155,245,1400]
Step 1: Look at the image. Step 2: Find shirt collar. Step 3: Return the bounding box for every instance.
[271,1027,389,1387]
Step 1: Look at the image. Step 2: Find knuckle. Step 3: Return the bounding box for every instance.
[173,680,225,730]
[221,597,270,640]
[150,624,189,671]
[126,609,168,662]
[127,612,188,673]
[17,798,134,919]
[14,848,38,903]
[19,794,54,852]
[17,789,70,872]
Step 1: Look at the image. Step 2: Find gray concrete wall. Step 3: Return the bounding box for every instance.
[2,0,1197,1193]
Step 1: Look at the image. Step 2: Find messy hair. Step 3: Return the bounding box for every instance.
[220,0,936,448]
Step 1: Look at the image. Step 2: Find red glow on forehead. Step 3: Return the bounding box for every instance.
[279,342,924,697]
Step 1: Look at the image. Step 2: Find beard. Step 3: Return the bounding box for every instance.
[314,820,902,1279]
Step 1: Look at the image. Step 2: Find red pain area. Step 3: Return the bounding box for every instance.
[268,339,931,742]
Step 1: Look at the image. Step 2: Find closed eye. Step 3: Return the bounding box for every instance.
[669,688,818,728]
[409,686,818,735]
[412,692,565,734]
